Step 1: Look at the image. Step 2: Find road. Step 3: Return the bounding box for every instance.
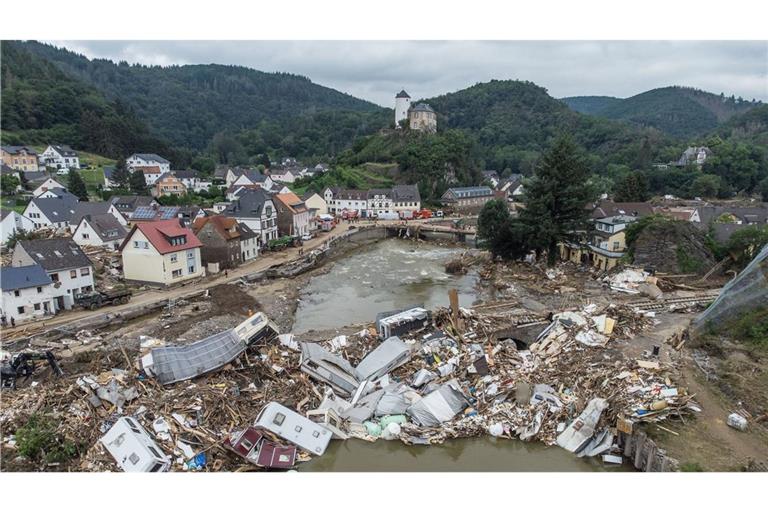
[1,217,461,341]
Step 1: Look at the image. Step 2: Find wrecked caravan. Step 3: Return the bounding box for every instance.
[254,402,333,456]
[300,342,360,397]
[141,312,278,385]
[100,416,170,472]
[376,307,431,340]
[224,427,297,469]
[406,380,469,427]
[355,336,412,381]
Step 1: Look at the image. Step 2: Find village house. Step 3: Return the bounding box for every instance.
[192,216,255,271]
[69,201,127,231]
[302,191,328,218]
[34,187,72,199]
[560,215,638,271]
[126,204,203,226]
[441,186,495,210]
[498,174,525,201]
[408,103,438,133]
[72,214,128,251]
[225,168,274,190]
[173,170,212,193]
[693,204,768,243]
[367,189,394,217]
[39,145,80,171]
[0,210,35,246]
[269,169,297,184]
[656,206,700,223]
[391,184,422,214]
[0,264,56,323]
[23,191,79,230]
[273,192,310,237]
[12,238,94,310]
[482,170,501,188]
[127,153,171,174]
[152,172,188,197]
[109,195,158,222]
[120,219,204,286]
[1,146,39,172]
[238,223,259,263]
[222,189,278,246]
[137,166,164,186]
[676,146,712,167]
[32,177,67,197]
[589,200,656,220]
[226,183,264,201]
[324,188,368,215]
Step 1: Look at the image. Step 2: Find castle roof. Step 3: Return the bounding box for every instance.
[410,103,435,113]
[396,90,411,99]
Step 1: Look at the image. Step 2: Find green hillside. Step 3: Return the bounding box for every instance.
[15,41,382,150]
[598,86,761,138]
[560,95,623,115]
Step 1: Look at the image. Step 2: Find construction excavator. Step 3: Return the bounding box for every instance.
[0,351,64,389]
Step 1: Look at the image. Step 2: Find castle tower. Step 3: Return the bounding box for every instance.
[395,89,411,128]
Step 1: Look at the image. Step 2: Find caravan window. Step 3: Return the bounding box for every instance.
[241,439,254,451]
[128,453,140,465]
[294,425,303,433]
[149,462,165,472]
[148,446,163,459]
[273,413,286,426]
[312,430,321,438]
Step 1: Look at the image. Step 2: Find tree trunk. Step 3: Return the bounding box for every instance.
[547,240,557,267]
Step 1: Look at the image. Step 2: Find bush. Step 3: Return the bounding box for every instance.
[16,414,79,463]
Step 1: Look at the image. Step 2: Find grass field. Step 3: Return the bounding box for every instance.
[1,197,28,214]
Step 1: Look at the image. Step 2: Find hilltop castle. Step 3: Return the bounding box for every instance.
[394,90,437,133]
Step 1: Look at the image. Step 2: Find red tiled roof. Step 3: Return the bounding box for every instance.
[274,192,307,214]
[192,215,241,240]
[120,219,203,255]
[136,166,162,174]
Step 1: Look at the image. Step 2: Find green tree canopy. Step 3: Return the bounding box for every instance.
[518,135,598,266]
[614,172,649,202]
[67,170,89,201]
[690,174,721,198]
[129,170,148,195]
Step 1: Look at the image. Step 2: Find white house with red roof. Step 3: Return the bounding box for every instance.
[119,219,204,286]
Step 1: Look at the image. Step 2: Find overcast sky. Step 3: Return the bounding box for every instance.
[49,40,768,106]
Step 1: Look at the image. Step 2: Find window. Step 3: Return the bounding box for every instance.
[188,265,195,274]
[241,439,254,451]
[81,268,90,276]
[37,287,42,293]
[170,254,178,263]
[70,270,77,279]
[294,425,303,433]
[312,430,320,438]
[172,269,183,278]
[133,241,140,248]
[128,453,140,465]
[149,462,165,472]
[34,303,41,311]
[613,241,620,251]
[187,250,194,259]
[50,273,59,282]
[148,446,162,458]
[14,290,20,297]
[17,306,25,314]
[273,413,286,426]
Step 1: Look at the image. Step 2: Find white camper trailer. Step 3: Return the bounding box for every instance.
[100,416,170,472]
[254,402,333,456]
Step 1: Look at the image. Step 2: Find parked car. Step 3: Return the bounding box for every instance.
[435,210,444,218]
[301,233,313,241]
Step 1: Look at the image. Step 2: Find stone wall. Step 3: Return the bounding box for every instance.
[633,221,715,274]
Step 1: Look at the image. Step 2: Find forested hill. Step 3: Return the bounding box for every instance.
[580,86,761,138]
[14,41,382,150]
[1,41,179,162]
[415,80,671,172]
[717,104,768,146]
[560,95,622,115]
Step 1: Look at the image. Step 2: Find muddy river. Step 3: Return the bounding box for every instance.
[292,238,629,472]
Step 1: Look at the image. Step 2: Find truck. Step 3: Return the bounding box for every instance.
[267,235,298,251]
[414,209,433,219]
[75,289,132,310]
[341,209,359,220]
[375,212,399,221]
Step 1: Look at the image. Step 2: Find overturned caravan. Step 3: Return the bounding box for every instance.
[141,312,279,385]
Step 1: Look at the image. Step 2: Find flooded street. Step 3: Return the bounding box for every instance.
[293,238,478,333]
[292,239,631,472]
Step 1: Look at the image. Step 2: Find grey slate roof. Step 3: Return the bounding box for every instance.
[22,171,47,183]
[224,188,271,219]
[0,264,52,291]
[391,184,421,203]
[442,186,494,199]
[396,90,411,99]
[2,145,38,155]
[30,194,79,223]
[697,205,768,226]
[17,238,92,272]
[50,145,78,157]
[172,170,200,179]
[82,214,128,242]
[237,222,258,240]
[130,153,169,164]
[367,188,392,199]
[410,103,435,113]
[110,195,155,213]
[70,201,112,226]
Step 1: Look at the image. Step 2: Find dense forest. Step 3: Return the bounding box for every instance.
[13,41,381,150]
[1,42,181,163]
[560,95,622,115]
[580,86,761,138]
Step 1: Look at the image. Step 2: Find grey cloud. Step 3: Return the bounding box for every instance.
[47,40,768,105]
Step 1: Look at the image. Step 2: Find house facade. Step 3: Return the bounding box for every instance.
[302,192,328,218]
[69,201,127,231]
[273,192,310,237]
[391,185,421,214]
[23,192,79,230]
[72,214,128,250]
[153,172,188,197]
[120,219,204,286]
[137,166,164,186]
[409,103,437,133]
[1,210,35,246]
[173,170,212,193]
[222,189,278,246]
[192,216,246,270]
[1,146,39,172]
[127,154,171,174]
[32,177,67,197]
[324,188,368,215]
[40,145,80,170]
[12,238,95,310]
[441,187,495,210]
[0,264,56,323]
[239,223,259,262]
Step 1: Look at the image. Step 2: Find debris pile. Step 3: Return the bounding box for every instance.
[1,298,702,472]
